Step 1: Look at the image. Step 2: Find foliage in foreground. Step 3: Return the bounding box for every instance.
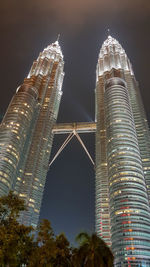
[0,192,114,267]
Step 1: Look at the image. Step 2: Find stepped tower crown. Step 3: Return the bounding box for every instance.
[96,35,133,79]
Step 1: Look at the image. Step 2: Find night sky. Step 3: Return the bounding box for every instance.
[0,0,150,244]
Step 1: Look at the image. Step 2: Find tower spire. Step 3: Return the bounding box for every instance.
[107,28,110,34]
[57,33,60,42]
[107,28,111,37]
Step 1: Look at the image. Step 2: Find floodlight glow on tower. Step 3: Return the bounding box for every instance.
[95,35,150,266]
[0,40,64,227]
[0,34,150,266]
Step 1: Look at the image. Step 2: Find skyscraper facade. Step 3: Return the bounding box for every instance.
[1,35,150,266]
[95,36,150,266]
[0,40,64,227]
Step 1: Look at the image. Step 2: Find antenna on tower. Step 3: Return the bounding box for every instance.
[107,28,110,35]
[57,34,60,42]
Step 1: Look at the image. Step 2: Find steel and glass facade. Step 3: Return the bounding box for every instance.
[95,36,150,266]
[1,34,150,265]
[0,41,64,227]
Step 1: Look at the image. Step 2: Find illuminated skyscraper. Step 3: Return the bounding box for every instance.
[95,36,150,266]
[0,40,64,227]
[1,34,150,266]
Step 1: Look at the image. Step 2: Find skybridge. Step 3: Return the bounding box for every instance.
[49,122,96,167]
[52,122,96,134]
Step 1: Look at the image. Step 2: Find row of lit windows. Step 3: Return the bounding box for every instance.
[1,157,16,168]
[109,161,143,171]
[106,115,134,127]
[12,108,32,120]
[0,171,8,178]
[113,231,150,240]
[106,96,129,108]
[19,193,27,197]
[24,103,31,108]
[115,209,140,215]
[8,144,18,153]
[110,178,146,189]
[34,209,39,213]
[112,211,150,222]
[110,171,144,181]
[6,148,19,160]
[108,146,141,160]
[110,177,145,186]
[110,193,148,205]
[106,106,131,118]
[116,250,150,256]
[112,152,139,162]
[143,167,150,170]
[111,187,147,198]
[110,187,147,199]
[107,124,136,135]
[0,176,10,187]
[107,138,139,150]
[109,164,143,176]
[111,199,149,210]
[112,223,150,233]
[5,121,20,127]
[1,146,19,161]
[105,93,129,104]
[107,121,135,131]
[113,241,150,250]
[109,175,145,185]
[108,134,137,144]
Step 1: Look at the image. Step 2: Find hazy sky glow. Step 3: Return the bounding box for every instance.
[1,0,150,31]
[0,0,150,243]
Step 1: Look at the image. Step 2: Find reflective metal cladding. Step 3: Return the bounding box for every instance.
[95,35,150,266]
[0,35,150,266]
[0,40,64,228]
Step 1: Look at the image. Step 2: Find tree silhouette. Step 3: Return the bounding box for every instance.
[0,191,34,266]
[75,232,114,267]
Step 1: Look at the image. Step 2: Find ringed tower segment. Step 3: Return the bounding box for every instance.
[0,40,64,228]
[15,40,65,227]
[95,35,150,265]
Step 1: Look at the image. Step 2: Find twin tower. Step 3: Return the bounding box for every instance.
[0,36,150,266]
